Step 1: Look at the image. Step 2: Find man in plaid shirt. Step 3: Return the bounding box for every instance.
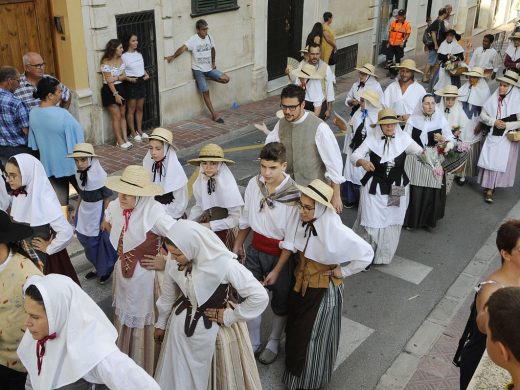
[14,52,71,110]
[0,66,31,165]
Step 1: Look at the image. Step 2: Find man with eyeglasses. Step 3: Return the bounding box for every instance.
[0,66,31,166]
[14,52,71,110]
[265,84,345,213]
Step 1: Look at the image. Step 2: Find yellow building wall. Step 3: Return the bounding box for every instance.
[329,0,372,36]
[49,0,89,90]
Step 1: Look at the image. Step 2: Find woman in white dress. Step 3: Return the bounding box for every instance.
[187,143,244,249]
[433,29,465,90]
[17,274,160,390]
[341,89,381,208]
[477,70,520,203]
[352,109,422,265]
[143,127,188,219]
[457,67,491,183]
[154,220,268,390]
[104,165,176,375]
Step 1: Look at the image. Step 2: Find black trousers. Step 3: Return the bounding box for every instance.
[386,45,405,74]
[0,364,27,390]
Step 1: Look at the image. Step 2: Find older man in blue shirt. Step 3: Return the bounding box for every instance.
[0,66,31,166]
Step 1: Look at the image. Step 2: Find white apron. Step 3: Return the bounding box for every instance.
[76,200,103,237]
[478,134,512,173]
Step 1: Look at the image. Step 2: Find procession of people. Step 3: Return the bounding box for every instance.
[1,7,520,390]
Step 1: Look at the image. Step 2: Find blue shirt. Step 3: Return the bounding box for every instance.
[0,88,30,146]
[28,107,84,178]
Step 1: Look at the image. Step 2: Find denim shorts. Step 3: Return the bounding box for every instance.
[427,49,438,66]
[192,69,224,92]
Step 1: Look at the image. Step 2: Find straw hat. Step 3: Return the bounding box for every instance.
[392,59,423,73]
[66,143,98,158]
[370,108,403,127]
[296,179,335,210]
[187,144,234,165]
[355,63,378,77]
[496,70,520,86]
[0,210,33,244]
[462,67,486,78]
[508,32,520,40]
[293,63,323,80]
[105,165,164,196]
[434,84,462,97]
[359,89,382,109]
[299,46,309,53]
[147,127,177,147]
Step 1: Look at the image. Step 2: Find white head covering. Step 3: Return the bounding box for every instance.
[439,98,469,130]
[75,158,107,191]
[293,202,374,267]
[17,274,118,390]
[437,39,464,56]
[107,196,166,253]
[143,147,188,193]
[458,78,491,107]
[505,42,520,61]
[364,123,414,163]
[406,95,453,147]
[483,84,520,120]
[194,163,244,210]
[166,220,236,306]
[10,154,63,226]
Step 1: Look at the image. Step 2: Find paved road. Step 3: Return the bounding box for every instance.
[74,92,519,389]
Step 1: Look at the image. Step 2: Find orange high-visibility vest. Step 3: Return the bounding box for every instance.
[388,19,411,46]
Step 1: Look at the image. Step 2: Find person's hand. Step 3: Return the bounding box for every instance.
[141,254,166,271]
[105,74,116,83]
[100,220,111,232]
[359,159,375,172]
[324,109,331,120]
[69,209,77,224]
[284,67,290,75]
[232,244,245,260]
[433,133,446,142]
[399,114,410,122]
[434,44,439,51]
[332,116,348,132]
[254,122,270,135]
[350,98,359,106]
[204,308,225,325]
[144,74,150,81]
[128,77,137,84]
[263,270,279,286]
[323,265,343,278]
[386,43,390,48]
[165,55,175,63]
[154,328,165,343]
[465,41,473,50]
[32,237,52,253]
[332,192,343,214]
[212,62,216,70]
[495,119,506,129]
[115,95,124,105]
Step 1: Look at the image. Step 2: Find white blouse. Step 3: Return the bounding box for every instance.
[121,52,145,77]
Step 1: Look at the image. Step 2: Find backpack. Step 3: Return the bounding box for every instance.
[422,26,433,47]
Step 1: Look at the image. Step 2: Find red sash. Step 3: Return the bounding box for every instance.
[252,232,282,256]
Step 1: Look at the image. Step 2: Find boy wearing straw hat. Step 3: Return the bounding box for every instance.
[67,143,117,284]
[233,142,300,365]
[383,59,426,123]
[187,144,244,250]
[345,63,383,116]
[504,32,520,74]
[266,84,345,213]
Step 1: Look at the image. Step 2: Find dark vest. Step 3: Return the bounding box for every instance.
[278,113,327,186]
[360,151,408,195]
[411,127,441,148]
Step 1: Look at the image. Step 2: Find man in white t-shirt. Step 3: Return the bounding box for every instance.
[165,19,229,123]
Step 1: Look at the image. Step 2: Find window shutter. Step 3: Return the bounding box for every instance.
[192,0,239,16]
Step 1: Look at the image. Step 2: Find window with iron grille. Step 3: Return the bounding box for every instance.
[335,44,358,77]
[191,0,239,17]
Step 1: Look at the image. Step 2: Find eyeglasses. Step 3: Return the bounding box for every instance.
[28,63,46,69]
[296,201,315,212]
[280,103,300,112]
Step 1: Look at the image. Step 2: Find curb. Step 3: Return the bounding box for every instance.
[375,199,520,389]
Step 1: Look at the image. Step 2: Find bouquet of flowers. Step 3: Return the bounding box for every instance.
[445,55,467,76]
[418,147,444,180]
[437,140,470,173]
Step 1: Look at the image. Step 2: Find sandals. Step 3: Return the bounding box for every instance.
[484,189,493,204]
[213,117,224,124]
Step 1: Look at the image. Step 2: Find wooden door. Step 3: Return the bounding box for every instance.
[267,0,304,81]
[0,0,56,76]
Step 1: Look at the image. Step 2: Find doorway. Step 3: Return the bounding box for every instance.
[116,10,160,130]
[266,0,304,81]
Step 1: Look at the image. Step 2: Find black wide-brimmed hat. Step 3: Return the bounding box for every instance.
[0,210,33,244]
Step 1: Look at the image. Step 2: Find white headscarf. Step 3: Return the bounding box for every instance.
[10,154,63,226]
[143,147,188,193]
[406,95,454,147]
[343,101,379,153]
[364,123,414,163]
[437,39,464,56]
[166,220,236,306]
[293,202,374,268]
[439,98,469,130]
[458,78,491,107]
[17,274,118,390]
[75,158,107,191]
[505,42,520,61]
[193,163,244,210]
[107,196,166,253]
[483,84,520,120]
